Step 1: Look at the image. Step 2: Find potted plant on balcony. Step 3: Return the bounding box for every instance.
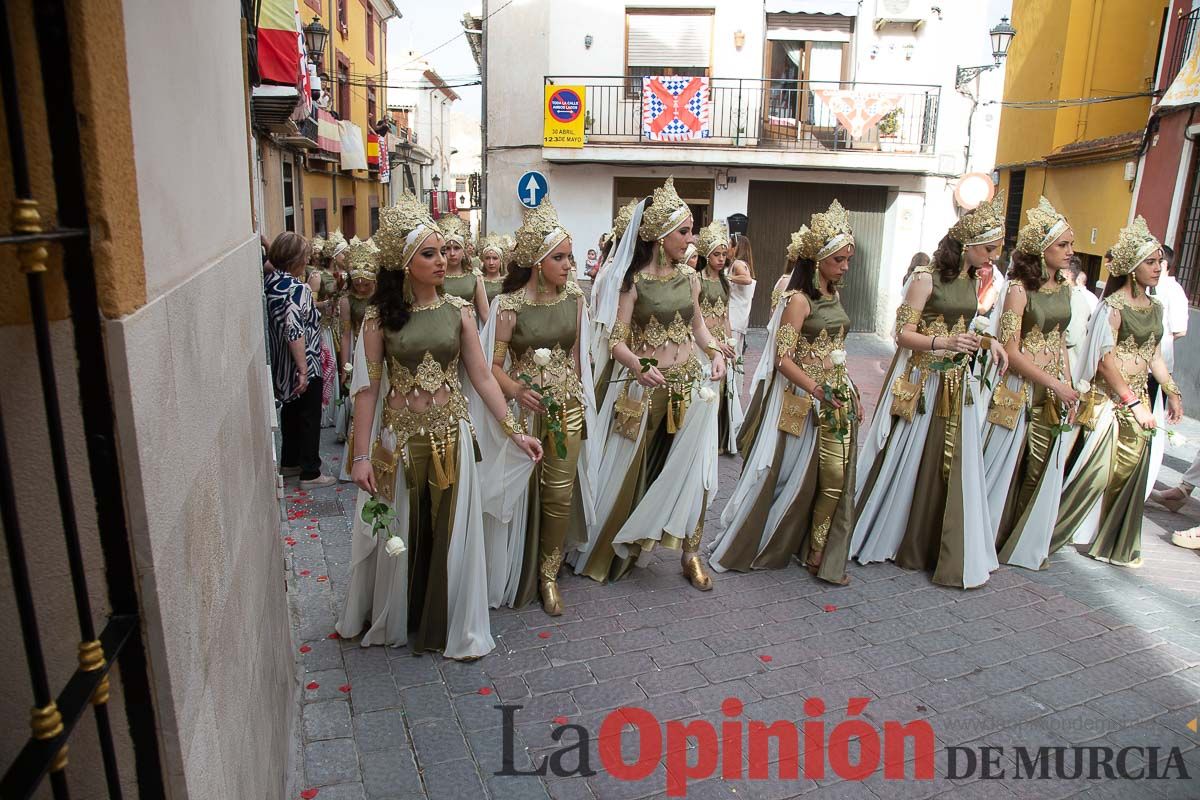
[878,108,901,153]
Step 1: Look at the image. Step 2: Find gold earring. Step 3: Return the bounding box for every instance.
[658,239,667,267]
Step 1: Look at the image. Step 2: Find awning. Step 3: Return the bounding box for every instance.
[1161,46,1200,108]
[764,0,857,14]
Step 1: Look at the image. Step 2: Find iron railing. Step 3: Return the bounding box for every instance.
[1164,8,1200,90]
[0,2,165,797]
[545,75,940,154]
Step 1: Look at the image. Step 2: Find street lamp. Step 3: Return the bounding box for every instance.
[303,16,329,66]
[432,175,441,190]
[955,17,1017,91]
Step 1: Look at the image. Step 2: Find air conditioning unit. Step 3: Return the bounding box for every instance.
[874,0,929,30]
[457,191,471,209]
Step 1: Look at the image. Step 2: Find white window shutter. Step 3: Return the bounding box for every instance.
[626,13,713,69]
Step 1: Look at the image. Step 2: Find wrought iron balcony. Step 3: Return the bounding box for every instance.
[545,76,940,155]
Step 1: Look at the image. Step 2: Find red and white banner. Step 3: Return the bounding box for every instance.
[641,76,711,142]
[813,89,903,139]
[317,109,341,152]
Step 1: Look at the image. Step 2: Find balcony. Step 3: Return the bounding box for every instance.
[543,76,940,172]
[278,111,320,150]
[1164,8,1199,91]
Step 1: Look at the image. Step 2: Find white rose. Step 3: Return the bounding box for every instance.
[384,535,406,557]
[698,386,717,402]
[1167,430,1187,446]
[532,347,553,367]
[830,349,847,366]
[343,362,353,373]
[971,316,990,334]
[1076,379,1091,394]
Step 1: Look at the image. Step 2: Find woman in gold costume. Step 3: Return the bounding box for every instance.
[710,202,860,585]
[1052,217,1183,567]
[576,178,726,589]
[479,234,508,304]
[696,220,743,454]
[482,201,599,615]
[438,214,489,321]
[336,193,541,658]
[981,198,1081,569]
[851,195,1009,588]
[317,231,349,429]
[337,236,380,482]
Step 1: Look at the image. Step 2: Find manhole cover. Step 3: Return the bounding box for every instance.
[305,498,344,517]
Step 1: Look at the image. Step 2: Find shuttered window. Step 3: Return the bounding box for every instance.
[766,12,854,41]
[626,10,714,69]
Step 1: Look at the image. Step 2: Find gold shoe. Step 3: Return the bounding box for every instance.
[682,553,713,591]
[539,579,563,616]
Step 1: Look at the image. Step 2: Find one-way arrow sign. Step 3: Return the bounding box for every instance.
[517,171,549,209]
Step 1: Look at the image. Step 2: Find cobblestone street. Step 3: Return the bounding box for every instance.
[284,332,1200,800]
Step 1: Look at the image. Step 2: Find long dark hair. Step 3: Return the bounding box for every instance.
[784,256,825,301]
[1010,249,1066,293]
[1101,275,1128,299]
[698,254,731,296]
[931,234,976,283]
[732,234,755,278]
[501,258,530,294]
[621,236,657,292]
[373,268,411,331]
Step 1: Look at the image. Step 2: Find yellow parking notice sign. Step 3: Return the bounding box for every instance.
[544,85,586,148]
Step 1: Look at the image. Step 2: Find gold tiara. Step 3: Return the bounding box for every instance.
[611,200,639,242]
[949,191,1005,247]
[1108,216,1161,277]
[793,200,854,261]
[638,177,691,241]
[514,199,570,269]
[479,234,508,258]
[438,214,471,245]
[697,219,730,258]
[347,236,380,281]
[1016,196,1070,255]
[324,230,348,258]
[374,192,441,271]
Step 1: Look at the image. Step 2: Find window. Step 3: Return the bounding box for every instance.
[1003,170,1025,260]
[336,0,348,36]
[341,197,357,238]
[337,58,350,120]
[625,9,713,97]
[366,80,377,124]
[1175,147,1200,305]
[370,205,380,235]
[282,159,296,232]
[366,7,375,63]
[312,207,328,237]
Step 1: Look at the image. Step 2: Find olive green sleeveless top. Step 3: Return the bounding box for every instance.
[483,276,504,304]
[630,265,695,350]
[498,282,585,404]
[378,295,466,378]
[698,275,728,316]
[801,292,851,343]
[997,280,1072,359]
[318,269,339,301]
[918,267,977,335]
[1100,293,1164,403]
[442,270,479,304]
[347,295,371,341]
[775,290,850,385]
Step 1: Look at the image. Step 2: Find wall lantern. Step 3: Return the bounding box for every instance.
[303,16,329,65]
[733,30,746,50]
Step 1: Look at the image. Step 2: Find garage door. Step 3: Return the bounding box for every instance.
[745,181,887,331]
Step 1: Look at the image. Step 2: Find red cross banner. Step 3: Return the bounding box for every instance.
[642,76,711,142]
[813,89,903,139]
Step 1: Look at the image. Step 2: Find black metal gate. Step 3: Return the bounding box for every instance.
[0,2,165,798]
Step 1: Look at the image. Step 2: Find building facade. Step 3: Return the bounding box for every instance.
[994,0,1169,286]
[484,0,1007,336]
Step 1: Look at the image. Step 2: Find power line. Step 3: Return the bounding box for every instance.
[984,91,1157,109]
[392,0,514,70]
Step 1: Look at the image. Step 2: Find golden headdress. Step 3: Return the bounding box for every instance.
[786,226,809,262]
[949,191,1005,246]
[1108,216,1161,277]
[697,219,731,258]
[610,200,639,242]
[309,235,325,260]
[324,230,348,258]
[438,214,471,245]
[514,199,570,269]
[347,236,380,281]
[638,177,691,241]
[1016,197,1070,255]
[682,243,698,266]
[793,200,854,262]
[374,192,441,271]
[478,234,508,259]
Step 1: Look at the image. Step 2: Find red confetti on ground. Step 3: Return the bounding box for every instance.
[296,491,308,496]
[759,655,772,662]
[328,632,340,639]
[478,687,492,695]
[310,533,320,539]
[316,576,328,582]
[537,631,552,639]
[310,518,319,522]
[298,569,311,576]
[823,605,837,612]
[286,540,296,547]
[299,645,312,653]
[553,716,569,725]
[306,682,319,690]
[305,526,315,530]
[301,790,320,799]
[336,487,345,492]
[339,684,351,693]
[332,457,340,462]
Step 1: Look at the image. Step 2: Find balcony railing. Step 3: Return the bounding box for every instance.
[1164,8,1200,91]
[545,76,940,154]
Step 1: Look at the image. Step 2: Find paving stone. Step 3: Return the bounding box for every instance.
[349,674,401,713]
[527,663,596,694]
[399,683,453,723]
[1026,675,1105,710]
[589,652,654,681]
[360,747,422,798]
[411,718,471,766]
[305,737,360,787]
[572,679,647,712]
[545,638,611,665]
[307,783,367,800]
[635,664,708,696]
[422,759,485,800]
[650,639,715,668]
[305,700,353,741]
[857,665,928,697]
[353,709,407,752]
[694,652,768,683]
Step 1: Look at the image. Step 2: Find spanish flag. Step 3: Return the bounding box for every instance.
[258,0,304,86]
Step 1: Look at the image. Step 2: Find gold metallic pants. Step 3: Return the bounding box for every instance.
[1103,408,1146,517]
[810,409,851,554]
[403,430,460,654]
[536,399,585,576]
[1015,397,1054,512]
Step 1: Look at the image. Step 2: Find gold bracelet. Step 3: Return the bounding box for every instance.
[492,340,509,363]
[500,410,524,438]
[1164,381,1182,398]
[704,340,720,354]
[366,360,383,381]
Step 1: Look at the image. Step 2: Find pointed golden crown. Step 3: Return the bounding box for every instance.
[309,235,325,259]
[611,200,639,242]
[1016,196,1070,255]
[949,191,1005,246]
[347,236,380,281]
[786,225,809,262]
[1109,216,1161,277]
[324,230,347,258]
[697,219,731,258]
[438,214,471,244]
[479,234,508,259]
[638,177,691,241]
[514,199,570,268]
[374,192,440,271]
[794,200,854,261]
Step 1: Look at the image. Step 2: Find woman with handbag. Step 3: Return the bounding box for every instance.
[696,220,744,455]
[481,200,599,616]
[575,178,727,588]
[851,195,1009,589]
[1050,217,1184,567]
[981,198,1081,569]
[709,203,859,585]
[335,192,542,659]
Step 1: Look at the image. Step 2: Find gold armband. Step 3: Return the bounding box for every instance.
[894,304,920,338]
[775,323,800,361]
[500,410,524,438]
[365,360,383,381]
[997,310,1020,346]
[610,321,631,354]
[704,340,720,354]
[492,340,509,363]
[1163,381,1182,398]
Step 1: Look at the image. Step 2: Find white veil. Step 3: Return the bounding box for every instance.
[589,200,647,378]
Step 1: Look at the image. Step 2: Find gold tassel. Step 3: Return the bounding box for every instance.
[444,429,458,485]
[935,375,952,418]
[964,382,974,406]
[429,433,452,490]
[667,393,678,434]
[1044,394,1060,426]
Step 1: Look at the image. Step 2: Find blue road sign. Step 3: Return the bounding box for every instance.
[517,171,549,209]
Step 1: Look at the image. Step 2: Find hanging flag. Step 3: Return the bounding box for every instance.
[642,76,711,142]
[1161,46,1200,108]
[367,132,380,167]
[340,121,368,170]
[813,89,903,139]
[317,109,341,152]
[258,0,303,86]
[378,134,391,184]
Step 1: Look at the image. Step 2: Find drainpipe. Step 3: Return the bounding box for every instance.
[1075,0,1104,141]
